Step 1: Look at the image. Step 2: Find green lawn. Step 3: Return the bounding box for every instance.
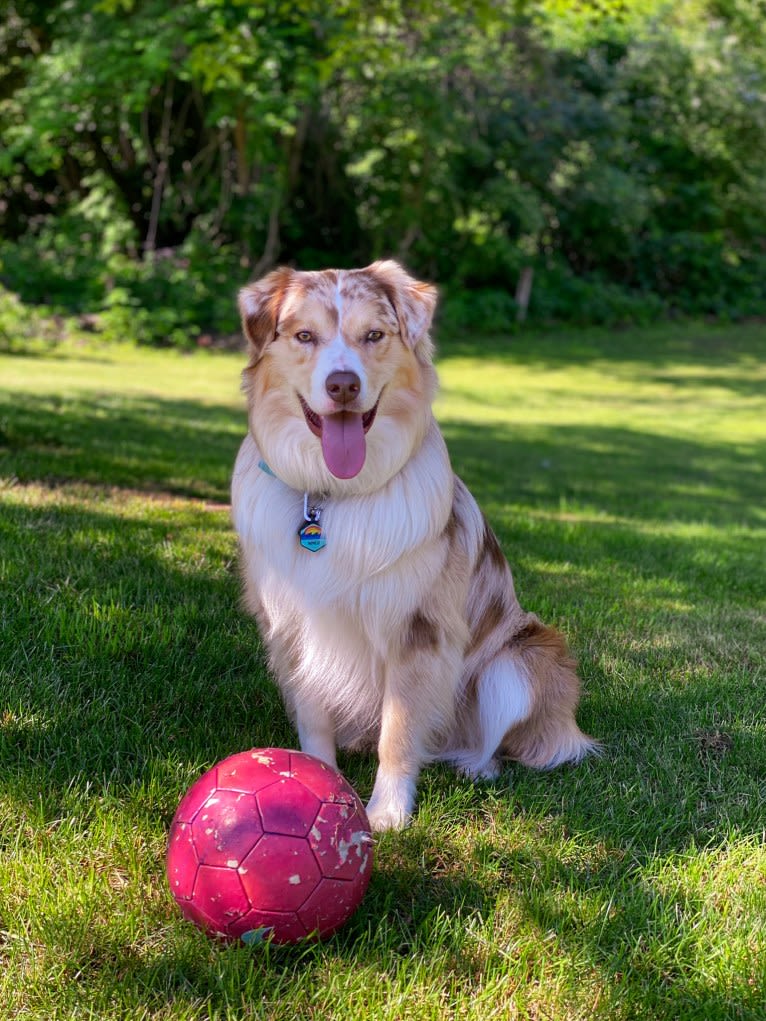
[1,322,765,1020]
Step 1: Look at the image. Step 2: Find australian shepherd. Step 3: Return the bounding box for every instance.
[231,260,598,831]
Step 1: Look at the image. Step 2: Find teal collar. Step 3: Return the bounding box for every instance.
[258,458,327,552]
[258,459,278,478]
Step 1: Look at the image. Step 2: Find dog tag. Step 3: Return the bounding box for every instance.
[299,493,326,552]
[298,520,326,552]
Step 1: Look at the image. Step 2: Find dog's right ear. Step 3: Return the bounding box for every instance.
[238,267,294,363]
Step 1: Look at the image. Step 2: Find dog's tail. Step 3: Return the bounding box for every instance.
[501,617,601,769]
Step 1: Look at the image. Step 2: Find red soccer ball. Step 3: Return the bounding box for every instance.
[166,748,373,944]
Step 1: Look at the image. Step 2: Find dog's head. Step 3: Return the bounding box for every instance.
[238,261,438,495]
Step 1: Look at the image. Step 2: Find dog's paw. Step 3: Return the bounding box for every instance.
[365,800,411,832]
[456,756,502,783]
[365,772,415,832]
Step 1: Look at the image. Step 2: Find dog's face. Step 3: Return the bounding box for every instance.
[238,261,438,495]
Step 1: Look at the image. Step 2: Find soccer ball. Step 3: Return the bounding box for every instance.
[166,748,373,944]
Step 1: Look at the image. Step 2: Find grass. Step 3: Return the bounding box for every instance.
[1,320,765,1020]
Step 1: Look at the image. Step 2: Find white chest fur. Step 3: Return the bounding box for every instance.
[231,423,454,651]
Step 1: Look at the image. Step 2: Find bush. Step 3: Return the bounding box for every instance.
[0,284,67,351]
[635,234,766,319]
[440,287,521,334]
[530,266,667,327]
[0,285,33,350]
[2,3,766,345]
[0,217,243,347]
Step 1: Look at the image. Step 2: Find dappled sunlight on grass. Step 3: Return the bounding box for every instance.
[1,324,765,1020]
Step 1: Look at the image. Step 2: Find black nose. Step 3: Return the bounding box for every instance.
[325,370,361,405]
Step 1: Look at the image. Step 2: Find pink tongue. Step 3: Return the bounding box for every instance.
[320,412,366,478]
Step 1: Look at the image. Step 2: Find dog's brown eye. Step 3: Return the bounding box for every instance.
[295,330,314,344]
[366,330,384,343]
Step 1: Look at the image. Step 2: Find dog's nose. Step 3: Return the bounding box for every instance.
[325,370,361,406]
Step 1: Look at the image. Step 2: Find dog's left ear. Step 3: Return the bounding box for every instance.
[367,260,438,360]
[238,267,294,364]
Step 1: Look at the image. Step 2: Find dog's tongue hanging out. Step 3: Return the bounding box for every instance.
[320,411,366,479]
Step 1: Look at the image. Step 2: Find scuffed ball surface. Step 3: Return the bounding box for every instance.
[166,748,373,944]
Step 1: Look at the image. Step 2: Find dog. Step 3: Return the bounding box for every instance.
[231,260,598,831]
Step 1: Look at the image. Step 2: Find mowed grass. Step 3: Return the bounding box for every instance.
[1,322,765,1020]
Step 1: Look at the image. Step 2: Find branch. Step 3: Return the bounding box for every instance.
[251,189,282,278]
[144,76,175,255]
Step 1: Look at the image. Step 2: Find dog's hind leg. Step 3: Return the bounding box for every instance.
[499,619,599,769]
[447,618,598,779]
[447,654,533,781]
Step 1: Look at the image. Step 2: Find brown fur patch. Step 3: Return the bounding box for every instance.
[443,505,459,545]
[466,593,506,655]
[403,610,440,654]
[508,617,575,665]
[239,267,295,364]
[363,261,438,359]
[476,517,507,574]
[243,342,286,404]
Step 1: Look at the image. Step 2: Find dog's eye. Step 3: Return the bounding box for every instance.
[366,330,384,343]
[295,330,314,344]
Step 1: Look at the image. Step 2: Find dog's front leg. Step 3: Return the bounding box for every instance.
[365,686,424,832]
[366,632,461,832]
[295,701,337,770]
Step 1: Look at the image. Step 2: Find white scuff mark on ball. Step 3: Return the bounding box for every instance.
[288,874,302,885]
[206,797,220,805]
[310,825,322,842]
[226,859,239,868]
[337,830,369,865]
[251,753,273,765]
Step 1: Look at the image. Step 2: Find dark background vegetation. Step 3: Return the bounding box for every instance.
[2,0,766,346]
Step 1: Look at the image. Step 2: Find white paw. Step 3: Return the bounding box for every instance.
[365,799,411,832]
[365,771,415,832]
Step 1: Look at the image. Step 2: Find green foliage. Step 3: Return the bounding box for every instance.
[1,0,766,343]
[0,284,33,350]
[440,288,522,335]
[530,268,668,327]
[0,283,63,351]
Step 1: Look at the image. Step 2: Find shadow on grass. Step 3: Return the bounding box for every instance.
[37,821,761,1020]
[438,319,766,387]
[3,381,764,528]
[2,379,764,828]
[0,497,289,823]
[2,358,764,1017]
[0,389,244,502]
[443,418,765,530]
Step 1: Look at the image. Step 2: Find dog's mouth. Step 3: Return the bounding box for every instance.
[298,394,380,479]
